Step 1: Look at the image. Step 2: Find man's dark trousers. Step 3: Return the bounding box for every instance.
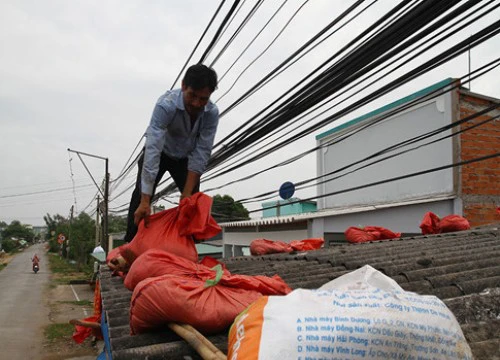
[124,150,199,242]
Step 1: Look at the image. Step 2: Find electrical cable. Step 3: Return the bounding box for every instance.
[203,0,248,64]
[170,0,227,89]
[216,0,288,83]
[251,152,500,214]
[203,20,500,183]
[238,104,500,204]
[199,0,242,64]
[152,2,499,204]
[214,0,311,99]
[208,0,265,67]
[202,62,498,198]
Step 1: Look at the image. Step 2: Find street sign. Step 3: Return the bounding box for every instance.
[57,234,66,245]
[279,181,295,200]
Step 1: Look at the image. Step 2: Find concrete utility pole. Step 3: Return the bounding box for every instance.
[95,195,100,247]
[68,205,74,260]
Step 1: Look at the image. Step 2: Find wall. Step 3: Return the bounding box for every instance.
[223,229,309,247]
[311,199,455,235]
[316,88,455,210]
[459,90,500,226]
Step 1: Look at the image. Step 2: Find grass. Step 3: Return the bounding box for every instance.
[44,323,75,343]
[47,253,93,285]
[0,263,6,271]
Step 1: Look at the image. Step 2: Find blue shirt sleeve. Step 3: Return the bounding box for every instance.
[188,106,220,175]
[141,104,174,195]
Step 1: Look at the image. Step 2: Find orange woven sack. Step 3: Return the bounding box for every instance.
[124,248,291,296]
[420,212,470,234]
[345,226,401,243]
[130,270,264,335]
[121,192,221,264]
[124,249,229,290]
[290,238,324,251]
[420,212,441,235]
[438,214,470,233]
[250,239,293,255]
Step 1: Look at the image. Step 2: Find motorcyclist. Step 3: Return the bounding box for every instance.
[32,253,40,271]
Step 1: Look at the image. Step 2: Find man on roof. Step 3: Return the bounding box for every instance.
[124,64,219,242]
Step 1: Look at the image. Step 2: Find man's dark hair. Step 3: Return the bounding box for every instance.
[182,64,218,92]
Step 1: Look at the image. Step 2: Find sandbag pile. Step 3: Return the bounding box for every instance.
[105,192,292,335]
[250,238,324,255]
[420,212,470,235]
[344,226,401,243]
[128,249,291,335]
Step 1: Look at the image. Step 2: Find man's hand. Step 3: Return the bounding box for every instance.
[134,194,151,227]
[181,170,200,201]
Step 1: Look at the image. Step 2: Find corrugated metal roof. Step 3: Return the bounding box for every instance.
[99,225,500,359]
[219,194,456,227]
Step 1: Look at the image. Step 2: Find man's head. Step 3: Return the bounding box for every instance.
[181,64,218,118]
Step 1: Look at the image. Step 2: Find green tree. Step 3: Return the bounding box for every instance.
[211,194,250,223]
[68,213,96,269]
[108,214,127,233]
[43,213,70,252]
[1,220,35,243]
[1,239,17,252]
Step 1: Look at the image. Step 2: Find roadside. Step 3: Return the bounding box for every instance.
[42,252,102,360]
[0,251,14,271]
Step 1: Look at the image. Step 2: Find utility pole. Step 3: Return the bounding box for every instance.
[68,205,74,260]
[67,148,110,253]
[104,158,109,252]
[95,195,100,247]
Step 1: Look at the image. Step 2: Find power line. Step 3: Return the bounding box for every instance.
[199,0,242,64]
[251,152,500,214]
[170,0,227,89]
[0,183,95,199]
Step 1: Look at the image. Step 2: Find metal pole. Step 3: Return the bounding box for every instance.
[104,159,109,253]
[95,195,100,247]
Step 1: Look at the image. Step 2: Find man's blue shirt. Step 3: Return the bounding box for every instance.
[141,88,219,195]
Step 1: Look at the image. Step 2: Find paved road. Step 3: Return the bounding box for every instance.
[0,243,50,359]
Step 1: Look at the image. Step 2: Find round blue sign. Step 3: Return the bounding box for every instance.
[279,181,295,200]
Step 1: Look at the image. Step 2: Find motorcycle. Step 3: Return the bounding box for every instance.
[33,263,39,274]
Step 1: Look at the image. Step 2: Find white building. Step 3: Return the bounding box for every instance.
[221,79,500,258]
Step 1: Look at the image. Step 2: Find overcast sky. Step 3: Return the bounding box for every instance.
[1,1,499,226]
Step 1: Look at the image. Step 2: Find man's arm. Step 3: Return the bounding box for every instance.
[134,193,152,226]
[181,171,201,200]
[186,106,219,196]
[135,102,173,226]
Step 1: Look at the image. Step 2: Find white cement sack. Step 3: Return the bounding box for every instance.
[228,265,472,360]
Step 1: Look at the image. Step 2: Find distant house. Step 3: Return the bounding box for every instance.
[221,79,500,257]
[261,198,316,217]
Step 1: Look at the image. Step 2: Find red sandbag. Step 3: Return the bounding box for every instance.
[420,212,470,234]
[345,226,401,244]
[439,214,470,233]
[72,314,101,344]
[124,249,229,290]
[250,239,293,255]
[121,193,221,264]
[290,238,324,251]
[130,273,264,335]
[420,212,441,235]
[124,248,291,296]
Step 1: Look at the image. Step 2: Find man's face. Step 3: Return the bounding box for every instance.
[182,83,212,118]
